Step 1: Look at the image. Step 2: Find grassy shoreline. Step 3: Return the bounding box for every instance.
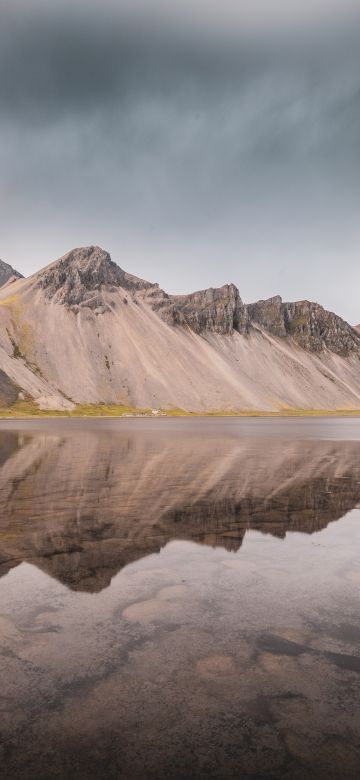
[1,401,360,419]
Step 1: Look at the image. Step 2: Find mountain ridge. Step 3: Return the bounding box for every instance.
[0,259,24,289]
[33,246,360,351]
[0,245,359,412]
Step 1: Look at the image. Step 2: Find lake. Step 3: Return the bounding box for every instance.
[0,418,359,779]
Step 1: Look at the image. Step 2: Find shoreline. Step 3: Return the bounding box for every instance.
[1,408,360,420]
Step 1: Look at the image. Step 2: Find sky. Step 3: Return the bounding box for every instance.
[1,0,360,323]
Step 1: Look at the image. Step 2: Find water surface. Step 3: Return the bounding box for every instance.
[0,418,359,779]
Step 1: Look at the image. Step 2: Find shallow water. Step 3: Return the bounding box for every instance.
[0,418,359,779]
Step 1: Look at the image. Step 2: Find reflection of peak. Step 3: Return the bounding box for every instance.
[1,429,360,592]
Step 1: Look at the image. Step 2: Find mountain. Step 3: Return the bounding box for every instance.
[0,259,23,289]
[0,244,359,411]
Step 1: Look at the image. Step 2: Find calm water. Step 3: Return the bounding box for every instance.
[0,418,359,779]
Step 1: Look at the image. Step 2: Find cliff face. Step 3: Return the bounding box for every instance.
[0,259,23,289]
[153,283,249,335]
[247,296,360,356]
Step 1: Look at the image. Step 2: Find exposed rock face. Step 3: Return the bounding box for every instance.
[37,245,153,311]
[0,259,23,288]
[37,246,250,334]
[247,296,360,356]
[247,296,286,338]
[33,246,359,352]
[153,283,249,335]
[0,370,19,406]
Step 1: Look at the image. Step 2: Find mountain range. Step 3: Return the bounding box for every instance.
[0,245,359,412]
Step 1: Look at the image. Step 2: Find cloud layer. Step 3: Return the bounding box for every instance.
[1,1,360,321]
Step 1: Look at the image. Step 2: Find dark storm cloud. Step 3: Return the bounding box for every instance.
[0,0,360,321]
[0,9,298,123]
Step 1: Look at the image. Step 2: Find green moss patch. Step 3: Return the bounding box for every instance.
[1,400,360,418]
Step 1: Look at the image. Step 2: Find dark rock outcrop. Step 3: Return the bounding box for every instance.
[0,370,19,406]
[0,259,23,288]
[37,245,250,334]
[247,296,360,356]
[153,283,249,335]
[37,245,153,311]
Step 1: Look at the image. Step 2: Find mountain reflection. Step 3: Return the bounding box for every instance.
[0,426,360,592]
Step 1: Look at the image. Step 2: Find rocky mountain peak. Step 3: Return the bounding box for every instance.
[0,259,24,288]
[247,296,360,356]
[36,245,153,310]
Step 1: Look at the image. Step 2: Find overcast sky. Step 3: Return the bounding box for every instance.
[1,1,360,322]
